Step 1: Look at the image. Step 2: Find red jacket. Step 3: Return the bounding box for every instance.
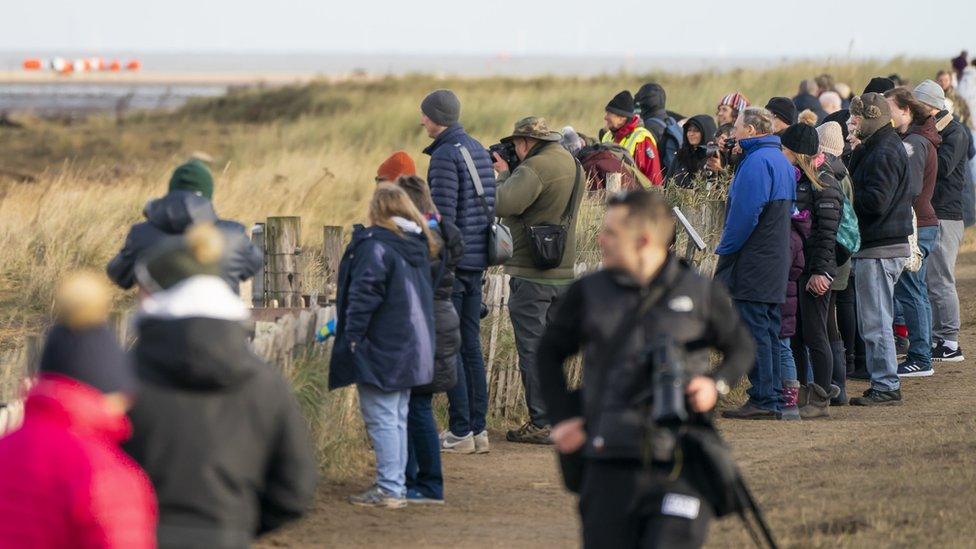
[605,116,664,185]
[0,375,157,549]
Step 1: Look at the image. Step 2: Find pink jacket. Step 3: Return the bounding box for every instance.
[0,374,157,548]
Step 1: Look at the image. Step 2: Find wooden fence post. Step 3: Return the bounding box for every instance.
[266,216,303,308]
[322,225,343,303]
[251,223,266,307]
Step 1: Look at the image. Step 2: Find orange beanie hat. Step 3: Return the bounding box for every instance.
[376,151,416,182]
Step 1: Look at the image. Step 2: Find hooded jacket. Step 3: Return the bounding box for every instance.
[635,83,668,142]
[905,116,943,227]
[0,375,157,549]
[715,134,796,303]
[329,225,435,391]
[124,277,317,549]
[107,191,263,294]
[932,110,975,221]
[537,255,754,460]
[670,114,718,188]
[848,124,913,250]
[424,124,496,271]
[414,217,463,395]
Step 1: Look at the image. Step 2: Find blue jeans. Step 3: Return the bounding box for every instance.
[447,269,488,436]
[358,384,410,497]
[735,300,782,412]
[855,257,907,392]
[894,225,939,367]
[779,338,797,382]
[406,393,443,500]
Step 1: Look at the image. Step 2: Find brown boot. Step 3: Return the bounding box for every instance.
[799,383,830,419]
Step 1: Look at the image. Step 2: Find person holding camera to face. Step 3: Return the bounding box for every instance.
[491,116,584,444]
[535,190,754,548]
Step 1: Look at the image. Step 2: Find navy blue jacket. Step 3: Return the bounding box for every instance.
[329,225,435,392]
[106,191,262,294]
[715,135,796,303]
[424,124,496,271]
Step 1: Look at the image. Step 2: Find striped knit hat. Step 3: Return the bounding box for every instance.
[718,92,750,113]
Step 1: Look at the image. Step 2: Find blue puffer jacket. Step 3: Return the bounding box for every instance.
[328,225,435,392]
[715,134,796,304]
[424,124,495,271]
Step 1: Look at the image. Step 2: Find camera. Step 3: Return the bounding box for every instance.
[488,142,520,171]
[723,137,737,153]
[638,334,688,463]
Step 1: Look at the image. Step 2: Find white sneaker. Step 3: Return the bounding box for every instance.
[440,431,475,454]
[474,430,490,454]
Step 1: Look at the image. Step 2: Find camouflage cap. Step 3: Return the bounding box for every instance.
[500,116,563,143]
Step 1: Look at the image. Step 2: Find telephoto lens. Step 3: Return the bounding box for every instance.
[480,302,489,319]
[650,334,688,426]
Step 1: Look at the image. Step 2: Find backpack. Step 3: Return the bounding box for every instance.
[835,195,860,263]
[645,116,684,176]
[577,143,651,191]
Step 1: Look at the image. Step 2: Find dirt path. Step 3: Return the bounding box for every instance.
[261,248,976,549]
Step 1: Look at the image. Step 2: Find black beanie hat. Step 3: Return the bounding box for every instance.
[863,77,895,95]
[781,123,820,155]
[765,97,798,125]
[40,273,136,395]
[606,90,636,118]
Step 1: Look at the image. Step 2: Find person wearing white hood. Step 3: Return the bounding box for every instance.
[125,223,317,548]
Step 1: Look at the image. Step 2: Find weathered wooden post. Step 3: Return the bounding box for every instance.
[251,223,266,307]
[606,173,622,195]
[265,216,303,308]
[24,335,42,377]
[322,225,343,303]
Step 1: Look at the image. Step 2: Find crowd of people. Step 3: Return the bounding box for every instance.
[0,54,974,548]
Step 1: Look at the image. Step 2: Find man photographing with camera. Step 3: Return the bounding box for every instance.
[536,190,754,548]
[492,116,583,445]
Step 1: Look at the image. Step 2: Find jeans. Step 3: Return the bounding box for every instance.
[447,269,488,436]
[358,384,410,497]
[406,393,443,500]
[927,220,964,343]
[508,277,568,427]
[854,257,907,392]
[894,225,939,366]
[779,338,797,382]
[735,300,782,412]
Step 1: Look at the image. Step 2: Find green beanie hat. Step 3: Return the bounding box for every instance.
[168,159,214,200]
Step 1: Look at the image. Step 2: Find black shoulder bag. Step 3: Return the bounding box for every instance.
[457,144,513,266]
[525,160,583,270]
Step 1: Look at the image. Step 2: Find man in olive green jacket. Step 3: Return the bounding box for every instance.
[492,116,583,444]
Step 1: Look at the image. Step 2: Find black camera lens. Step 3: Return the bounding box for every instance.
[480,302,489,319]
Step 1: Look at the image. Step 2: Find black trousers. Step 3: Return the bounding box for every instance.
[579,460,712,549]
[835,272,866,373]
[795,275,833,390]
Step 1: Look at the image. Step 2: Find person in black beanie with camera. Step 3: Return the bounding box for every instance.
[537,190,754,548]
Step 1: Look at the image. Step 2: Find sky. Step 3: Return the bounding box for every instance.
[2,0,973,59]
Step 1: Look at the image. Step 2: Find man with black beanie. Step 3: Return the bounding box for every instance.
[602,90,663,185]
[766,97,798,134]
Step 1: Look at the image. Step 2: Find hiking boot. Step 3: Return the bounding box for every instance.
[780,381,800,421]
[406,488,444,505]
[850,388,903,406]
[799,383,830,419]
[474,430,490,454]
[932,341,965,363]
[897,359,934,378]
[895,335,910,358]
[721,402,778,420]
[440,431,475,454]
[349,486,406,509]
[506,422,552,444]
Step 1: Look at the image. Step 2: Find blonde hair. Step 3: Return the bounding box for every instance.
[368,183,440,257]
[55,271,111,329]
[185,223,224,265]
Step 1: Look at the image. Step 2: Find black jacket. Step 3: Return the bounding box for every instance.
[537,256,754,461]
[125,317,317,549]
[670,115,718,188]
[932,110,975,221]
[795,167,843,277]
[414,218,464,395]
[848,124,913,250]
[107,191,263,294]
